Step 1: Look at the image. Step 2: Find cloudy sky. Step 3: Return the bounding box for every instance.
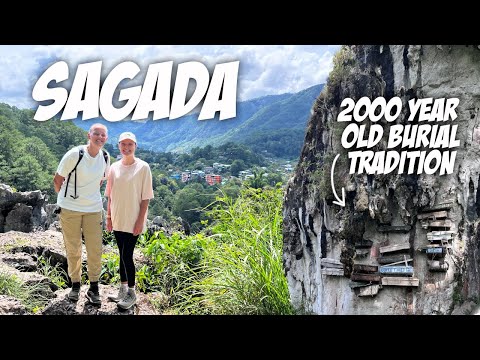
[0,45,340,110]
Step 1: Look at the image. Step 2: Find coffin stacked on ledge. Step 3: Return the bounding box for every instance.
[417,203,454,272]
[320,204,457,297]
[378,242,419,287]
[320,258,344,276]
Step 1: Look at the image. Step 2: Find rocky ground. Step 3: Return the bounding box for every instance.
[0,230,163,315]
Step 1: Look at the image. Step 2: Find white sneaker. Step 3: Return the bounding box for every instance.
[108,285,128,303]
[117,288,136,310]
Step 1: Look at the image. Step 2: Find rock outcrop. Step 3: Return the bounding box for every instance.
[0,184,49,233]
[283,45,480,314]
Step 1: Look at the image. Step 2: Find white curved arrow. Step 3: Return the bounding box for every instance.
[331,154,345,207]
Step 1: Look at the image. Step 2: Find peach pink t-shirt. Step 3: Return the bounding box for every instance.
[105,158,154,234]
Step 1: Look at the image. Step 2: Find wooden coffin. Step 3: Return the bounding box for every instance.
[321,258,343,269]
[428,219,452,228]
[427,260,449,272]
[355,239,373,248]
[353,264,378,273]
[381,277,419,287]
[358,284,380,297]
[351,273,381,283]
[378,255,413,265]
[423,245,447,256]
[379,265,414,276]
[428,230,454,236]
[420,201,453,212]
[321,268,344,276]
[379,243,411,254]
[417,210,448,221]
[349,281,371,289]
[378,225,412,233]
[355,249,370,258]
[427,231,454,242]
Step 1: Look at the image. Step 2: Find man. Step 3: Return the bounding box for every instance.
[53,123,110,305]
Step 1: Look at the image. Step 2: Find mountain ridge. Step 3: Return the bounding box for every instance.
[73,83,324,158]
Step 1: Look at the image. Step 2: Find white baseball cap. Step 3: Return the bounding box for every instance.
[118,132,137,144]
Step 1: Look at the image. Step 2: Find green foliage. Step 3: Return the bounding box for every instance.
[175,187,294,315]
[244,168,267,189]
[0,271,50,313]
[230,159,246,177]
[325,46,356,99]
[216,183,240,200]
[322,45,357,105]
[108,139,281,229]
[37,256,68,289]
[138,231,214,308]
[136,264,160,294]
[264,172,284,188]
[215,85,323,151]
[0,103,88,201]
[102,230,116,246]
[173,187,203,225]
[172,183,216,228]
[100,252,120,284]
[10,154,47,192]
[241,128,306,160]
[310,166,328,198]
[310,153,349,201]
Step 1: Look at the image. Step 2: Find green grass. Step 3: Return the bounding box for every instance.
[172,187,295,315]
[100,252,120,285]
[78,186,296,315]
[0,271,51,313]
[37,255,68,289]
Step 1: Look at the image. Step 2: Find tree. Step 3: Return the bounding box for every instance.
[230,159,246,177]
[21,136,57,174]
[149,184,175,220]
[217,184,240,200]
[265,172,283,187]
[246,168,267,189]
[173,187,202,225]
[10,154,48,192]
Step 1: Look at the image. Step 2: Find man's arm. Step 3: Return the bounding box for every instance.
[53,173,65,193]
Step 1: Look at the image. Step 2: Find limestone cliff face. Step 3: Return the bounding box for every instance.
[283,45,480,314]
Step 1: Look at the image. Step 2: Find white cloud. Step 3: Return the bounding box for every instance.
[0,45,341,110]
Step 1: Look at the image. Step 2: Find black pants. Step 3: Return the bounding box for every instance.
[113,231,139,287]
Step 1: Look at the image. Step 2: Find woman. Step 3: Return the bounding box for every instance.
[105,131,154,310]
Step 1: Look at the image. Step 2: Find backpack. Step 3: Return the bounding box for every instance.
[64,146,109,199]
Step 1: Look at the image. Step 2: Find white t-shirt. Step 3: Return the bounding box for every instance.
[105,158,154,234]
[56,145,110,212]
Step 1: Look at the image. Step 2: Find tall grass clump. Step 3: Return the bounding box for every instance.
[181,187,294,315]
[37,255,68,289]
[139,231,214,310]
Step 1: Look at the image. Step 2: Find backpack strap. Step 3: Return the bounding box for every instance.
[102,149,109,177]
[63,147,108,199]
[64,147,84,199]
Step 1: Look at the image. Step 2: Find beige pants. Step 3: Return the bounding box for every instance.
[59,208,103,283]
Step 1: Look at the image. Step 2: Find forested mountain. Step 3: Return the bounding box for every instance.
[73,84,324,159]
[0,103,87,200]
[0,102,277,227]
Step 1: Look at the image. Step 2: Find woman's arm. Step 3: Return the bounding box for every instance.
[133,199,150,236]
